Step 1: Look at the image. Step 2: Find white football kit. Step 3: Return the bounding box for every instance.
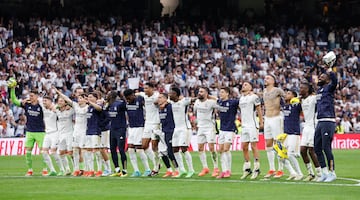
[300,95,317,147]
[239,93,261,142]
[171,98,192,147]
[194,99,217,144]
[56,108,75,151]
[139,92,160,139]
[72,102,88,148]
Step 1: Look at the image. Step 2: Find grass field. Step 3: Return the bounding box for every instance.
[0,150,359,200]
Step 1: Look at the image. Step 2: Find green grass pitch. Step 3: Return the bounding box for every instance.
[0,150,359,200]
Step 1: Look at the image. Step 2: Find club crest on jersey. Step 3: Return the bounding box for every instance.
[226,102,229,107]
[136,101,139,106]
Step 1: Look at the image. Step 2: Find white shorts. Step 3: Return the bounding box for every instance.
[128,127,144,146]
[43,131,59,149]
[84,135,101,149]
[101,130,110,148]
[143,123,160,139]
[58,133,73,151]
[218,131,235,145]
[241,127,259,143]
[172,128,191,147]
[264,115,283,140]
[284,134,300,157]
[73,133,86,149]
[197,127,216,144]
[300,125,315,147]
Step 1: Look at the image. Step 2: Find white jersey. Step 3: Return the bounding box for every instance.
[139,92,160,125]
[239,93,261,129]
[73,102,88,134]
[43,107,58,133]
[193,99,217,128]
[171,98,191,129]
[56,107,74,135]
[301,95,317,127]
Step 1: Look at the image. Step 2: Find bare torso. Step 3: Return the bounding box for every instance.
[263,87,284,117]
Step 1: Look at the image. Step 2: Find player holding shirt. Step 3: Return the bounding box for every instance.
[55,97,75,176]
[239,82,263,180]
[83,92,103,177]
[105,91,128,177]
[41,96,61,176]
[9,80,46,176]
[169,87,195,178]
[216,87,239,178]
[54,87,88,176]
[194,86,219,177]
[137,82,160,175]
[123,89,152,177]
[299,82,322,181]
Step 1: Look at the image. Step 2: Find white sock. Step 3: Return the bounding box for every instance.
[174,152,185,172]
[73,149,80,171]
[88,151,95,171]
[277,156,284,171]
[145,148,156,169]
[211,151,218,169]
[53,153,65,172]
[199,151,208,169]
[243,161,251,171]
[315,167,322,176]
[43,153,55,172]
[154,151,160,171]
[288,154,303,176]
[220,152,227,172]
[305,162,314,175]
[104,159,111,171]
[253,161,260,171]
[184,151,194,172]
[95,151,102,171]
[128,148,139,172]
[266,147,275,171]
[61,154,70,171]
[137,149,150,171]
[226,151,232,172]
[322,167,329,175]
[284,159,296,175]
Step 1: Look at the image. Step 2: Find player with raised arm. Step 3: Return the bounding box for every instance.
[137,82,160,175]
[315,51,338,182]
[239,81,263,180]
[104,91,128,177]
[169,87,195,178]
[41,96,61,176]
[263,74,286,178]
[54,87,88,176]
[8,78,46,176]
[299,81,322,181]
[83,92,103,177]
[123,89,152,177]
[194,86,219,177]
[216,87,239,179]
[55,96,75,176]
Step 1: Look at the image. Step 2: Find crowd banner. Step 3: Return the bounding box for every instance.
[0,134,359,156]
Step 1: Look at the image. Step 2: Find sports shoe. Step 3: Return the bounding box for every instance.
[173,170,187,178]
[65,169,72,176]
[171,171,179,177]
[324,172,336,182]
[316,173,328,182]
[150,170,159,177]
[240,168,252,179]
[131,171,142,177]
[57,171,65,176]
[72,170,81,177]
[162,171,173,178]
[250,169,260,180]
[216,172,226,179]
[273,170,284,178]
[264,170,276,178]
[198,168,210,177]
[294,174,304,181]
[143,170,151,177]
[121,170,128,177]
[110,172,122,177]
[42,170,49,176]
[185,171,195,178]
[286,173,297,180]
[303,174,315,181]
[211,168,220,177]
[78,170,84,176]
[102,170,112,177]
[25,170,33,177]
[49,171,57,176]
[87,171,95,177]
[95,170,103,177]
[223,170,231,178]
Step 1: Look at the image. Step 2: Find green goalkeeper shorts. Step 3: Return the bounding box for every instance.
[25,132,45,149]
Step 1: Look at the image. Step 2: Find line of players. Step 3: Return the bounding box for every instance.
[9,67,336,181]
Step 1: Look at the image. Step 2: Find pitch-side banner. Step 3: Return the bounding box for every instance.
[1,134,360,156]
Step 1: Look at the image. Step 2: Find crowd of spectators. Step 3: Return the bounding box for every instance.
[0,16,359,137]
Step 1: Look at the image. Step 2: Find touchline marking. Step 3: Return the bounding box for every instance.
[3,175,360,187]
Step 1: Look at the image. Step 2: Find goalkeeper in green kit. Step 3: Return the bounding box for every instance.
[8,78,47,176]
